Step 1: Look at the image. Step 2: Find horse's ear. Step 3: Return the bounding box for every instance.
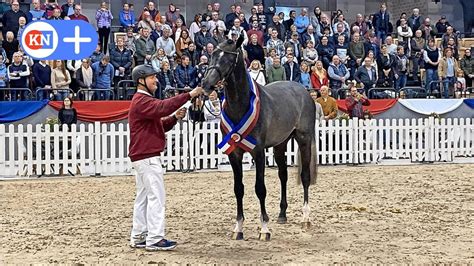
[235,32,244,48]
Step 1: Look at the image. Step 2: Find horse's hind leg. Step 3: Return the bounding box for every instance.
[295,132,312,228]
[253,148,271,241]
[274,139,289,224]
[229,149,245,240]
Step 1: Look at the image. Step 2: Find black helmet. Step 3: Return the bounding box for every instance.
[131,64,159,85]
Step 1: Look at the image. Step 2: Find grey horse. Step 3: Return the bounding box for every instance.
[201,35,317,241]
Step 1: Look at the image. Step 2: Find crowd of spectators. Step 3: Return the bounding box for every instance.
[0,0,473,111]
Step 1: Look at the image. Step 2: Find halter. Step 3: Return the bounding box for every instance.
[206,47,241,84]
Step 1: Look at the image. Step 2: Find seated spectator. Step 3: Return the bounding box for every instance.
[135,28,156,65]
[266,57,286,83]
[365,29,380,57]
[150,48,169,73]
[157,61,176,97]
[333,22,350,45]
[299,61,311,89]
[265,48,277,70]
[311,60,329,92]
[345,85,370,118]
[96,2,113,53]
[317,14,333,38]
[246,34,265,66]
[397,17,413,54]
[61,0,76,18]
[460,48,474,88]
[267,28,285,58]
[394,46,409,93]
[58,97,77,131]
[438,47,460,98]
[334,35,349,65]
[423,38,441,92]
[2,31,19,65]
[90,43,105,64]
[285,32,303,63]
[2,0,27,39]
[247,20,264,47]
[333,14,350,34]
[124,27,137,55]
[377,44,395,87]
[435,15,451,37]
[49,8,63,20]
[69,4,88,22]
[119,3,135,31]
[189,14,202,42]
[316,85,338,120]
[352,13,368,36]
[283,54,301,82]
[195,55,208,86]
[183,43,199,67]
[268,14,286,41]
[172,18,187,42]
[175,55,197,89]
[302,25,319,49]
[138,1,160,22]
[156,25,176,65]
[384,36,398,55]
[110,37,132,88]
[419,18,437,41]
[137,11,156,32]
[281,46,298,65]
[408,8,423,34]
[32,60,52,100]
[410,30,426,82]
[202,43,215,61]
[175,29,192,58]
[227,18,248,46]
[285,24,299,42]
[294,8,309,35]
[445,37,459,59]
[166,4,180,29]
[75,59,93,100]
[303,40,318,66]
[28,0,46,22]
[248,60,266,86]
[51,60,71,100]
[204,90,221,123]
[91,56,114,100]
[207,11,226,36]
[328,55,350,97]
[355,57,378,95]
[211,26,226,45]
[285,9,297,33]
[317,36,335,69]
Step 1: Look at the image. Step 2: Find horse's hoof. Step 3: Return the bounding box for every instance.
[231,232,244,240]
[301,221,311,230]
[258,232,271,241]
[277,217,287,224]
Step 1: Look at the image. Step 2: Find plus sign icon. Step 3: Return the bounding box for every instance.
[20,20,98,60]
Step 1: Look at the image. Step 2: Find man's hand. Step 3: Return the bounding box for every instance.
[189,86,204,98]
[175,107,187,120]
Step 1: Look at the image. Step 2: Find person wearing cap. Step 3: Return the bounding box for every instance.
[128,64,203,251]
[195,22,213,55]
[436,15,452,37]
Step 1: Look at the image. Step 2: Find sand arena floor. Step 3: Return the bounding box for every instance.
[0,164,473,264]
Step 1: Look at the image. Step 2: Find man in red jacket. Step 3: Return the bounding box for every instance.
[128,64,203,251]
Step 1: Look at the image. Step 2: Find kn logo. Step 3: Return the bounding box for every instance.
[21,20,98,60]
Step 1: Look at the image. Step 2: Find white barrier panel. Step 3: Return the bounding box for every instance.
[0,118,473,177]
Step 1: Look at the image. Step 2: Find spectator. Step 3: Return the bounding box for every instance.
[188,96,205,122]
[75,59,93,100]
[138,1,160,22]
[195,55,208,86]
[7,52,30,100]
[303,40,318,66]
[49,8,62,20]
[435,15,452,37]
[2,0,27,39]
[349,32,365,77]
[384,36,397,55]
[58,97,77,130]
[189,14,202,42]
[285,32,303,63]
[175,55,197,89]
[265,48,277,70]
[69,4,88,22]
[61,0,76,18]
[256,4,266,30]
[266,57,286,83]
[394,46,409,93]
[138,11,156,32]
[365,29,380,57]
[396,12,407,28]
[374,3,390,44]
[157,61,176,94]
[91,55,114,100]
[16,16,26,41]
[203,91,221,123]
[317,14,333,38]
[408,8,423,34]
[377,44,395,87]
[351,13,368,36]
[51,60,71,100]
[310,90,324,124]
[208,11,225,34]
[332,14,350,34]
[316,85,338,120]
[317,36,335,69]
[285,24,299,41]
[328,55,349,97]
[227,18,248,46]
[455,69,466,97]
[110,37,133,88]
[284,10,296,32]
[150,48,169,73]
[438,48,460,98]
[419,18,437,41]
[119,3,135,31]
[202,43,215,61]
[333,22,349,45]
[96,1,113,53]
[301,25,318,49]
[334,35,349,65]
[125,27,137,55]
[266,28,285,57]
[460,48,474,88]
[445,37,459,60]
[248,60,266,86]
[345,85,370,118]
[183,43,199,67]
[294,8,309,34]
[283,54,300,82]
[410,30,426,82]
[224,4,238,30]
[43,0,60,19]
[397,18,412,53]
[202,4,213,22]
[246,34,265,66]
[211,26,225,45]
[281,46,298,65]
[247,20,264,46]
[354,57,378,95]
[28,0,45,22]
[135,28,156,65]
[239,13,249,31]
[311,60,329,92]
[0,55,8,92]
[66,58,82,93]
[175,29,192,58]
[172,18,187,42]
[423,38,441,93]
[90,43,105,64]
[165,4,179,28]
[299,62,311,89]
[195,23,212,55]
[441,26,458,50]
[268,14,285,41]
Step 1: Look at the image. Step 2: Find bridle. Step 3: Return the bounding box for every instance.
[205,46,241,85]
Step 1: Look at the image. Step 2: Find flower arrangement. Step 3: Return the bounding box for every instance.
[363,110,373,119]
[428,112,440,119]
[44,117,60,131]
[338,113,350,124]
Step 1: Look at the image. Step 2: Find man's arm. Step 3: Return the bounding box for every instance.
[328,99,338,119]
[135,93,191,120]
[162,115,178,132]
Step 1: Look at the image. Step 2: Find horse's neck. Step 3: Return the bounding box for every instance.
[224,61,250,122]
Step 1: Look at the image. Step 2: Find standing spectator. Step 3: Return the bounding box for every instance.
[96,2,113,53]
[207,12,225,34]
[385,36,398,55]
[90,43,105,64]
[51,60,71,100]
[119,3,135,31]
[189,14,202,42]
[202,4,213,22]
[211,26,225,45]
[150,48,169,72]
[157,61,176,93]
[445,37,459,60]
[317,36,335,69]
[75,59,93,100]
[334,35,349,65]
[91,56,114,100]
[348,33,365,77]
[309,7,321,29]
[165,4,179,28]
[299,62,311,89]
[374,3,390,44]
[69,4,88,22]
[397,18,413,54]
[239,13,250,31]
[266,28,285,57]
[66,59,82,93]
[354,57,378,95]
[301,25,319,49]
[125,27,137,55]
[60,0,76,18]
[247,20,264,46]
[246,34,265,66]
[224,4,238,30]
[256,4,267,30]
[438,48,460,98]
[410,30,426,82]
[351,14,368,36]
[333,22,349,45]
[396,13,407,28]
[460,48,474,88]
[175,55,196,89]
[435,15,451,37]
[328,55,350,97]
[284,10,296,32]
[294,8,309,35]
[172,18,187,42]
[138,1,160,22]
[2,0,27,39]
[227,18,248,46]
[310,90,324,124]
[283,54,300,82]
[316,85,338,120]
[58,97,77,130]
[408,8,423,34]
[183,43,199,67]
[281,46,298,65]
[266,57,286,83]
[268,14,285,41]
[16,16,26,41]
[110,37,133,88]
[332,14,350,34]
[28,0,45,22]
[0,55,8,94]
[419,18,437,41]
[317,14,333,38]
[8,52,30,100]
[303,40,318,66]
[202,43,215,61]
[377,44,395,87]
[310,60,329,92]
[135,28,156,65]
[285,32,303,63]
[248,60,266,86]
[3,31,19,65]
[345,86,370,118]
[195,23,212,55]
[175,29,192,58]
[423,38,441,93]
[394,46,409,93]
[138,11,156,32]
[265,48,277,70]
[441,26,458,50]
[195,55,209,86]
[203,91,221,123]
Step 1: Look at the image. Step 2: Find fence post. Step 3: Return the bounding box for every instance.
[94,121,102,176]
[352,118,359,164]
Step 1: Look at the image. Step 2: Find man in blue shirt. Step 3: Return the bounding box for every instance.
[91,55,114,100]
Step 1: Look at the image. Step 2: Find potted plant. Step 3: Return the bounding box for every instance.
[44,117,60,132]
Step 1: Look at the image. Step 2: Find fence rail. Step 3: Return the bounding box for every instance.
[0,118,473,177]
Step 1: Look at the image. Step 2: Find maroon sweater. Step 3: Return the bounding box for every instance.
[128,91,191,162]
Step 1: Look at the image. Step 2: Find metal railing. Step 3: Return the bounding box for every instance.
[399,87,427,99]
[35,88,74,100]
[0,88,34,101]
[116,80,136,100]
[77,89,115,101]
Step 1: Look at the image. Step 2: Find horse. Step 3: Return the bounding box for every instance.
[201,35,317,241]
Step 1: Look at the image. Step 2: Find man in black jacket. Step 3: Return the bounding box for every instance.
[2,0,27,39]
[283,54,301,82]
[354,57,378,95]
[110,37,133,89]
[61,0,76,18]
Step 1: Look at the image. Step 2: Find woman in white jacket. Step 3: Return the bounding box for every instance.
[248,60,266,86]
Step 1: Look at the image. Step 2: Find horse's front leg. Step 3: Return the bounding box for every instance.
[228,150,244,240]
[253,148,271,241]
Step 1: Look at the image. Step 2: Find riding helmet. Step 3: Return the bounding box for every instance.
[131,64,159,84]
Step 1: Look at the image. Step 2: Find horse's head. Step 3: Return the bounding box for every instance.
[202,34,244,95]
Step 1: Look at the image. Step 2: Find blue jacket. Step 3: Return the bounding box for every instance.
[119,10,135,28]
[174,64,197,88]
[0,64,7,87]
[91,62,114,89]
[294,15,309,34]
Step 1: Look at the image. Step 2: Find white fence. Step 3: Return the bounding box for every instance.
[0,118,473,177]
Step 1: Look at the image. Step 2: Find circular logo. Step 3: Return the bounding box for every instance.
[21,21,58,59]
[231,133,241,143]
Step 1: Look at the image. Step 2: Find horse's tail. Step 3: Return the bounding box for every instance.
[296,136,318,185]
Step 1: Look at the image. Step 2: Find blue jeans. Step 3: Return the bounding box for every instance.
[36,87,50,100]
[376,30,387,44]
[93,89,111,100]
[425,68,439,93]
[442,76,456,98]
[395,73,407,92]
